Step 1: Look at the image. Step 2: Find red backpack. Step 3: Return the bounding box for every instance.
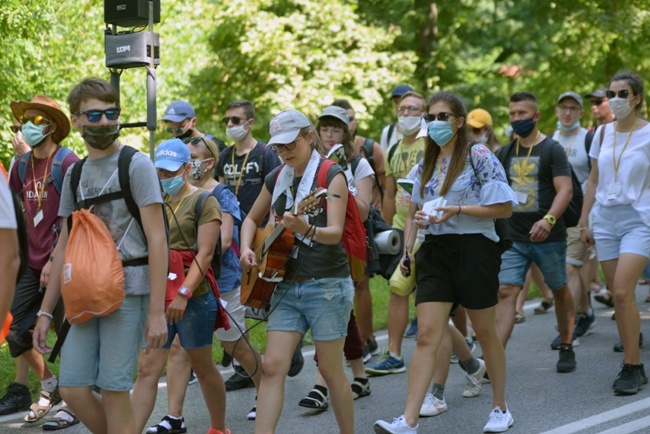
[317,159,367,282]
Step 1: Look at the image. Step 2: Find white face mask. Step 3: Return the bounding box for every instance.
[398,116,422,135]
[226,121,250,141]
[608,97,633,119]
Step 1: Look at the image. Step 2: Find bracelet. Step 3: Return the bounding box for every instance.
[578,226,589,232]
[36,310,53,320]
[457,205,462,216]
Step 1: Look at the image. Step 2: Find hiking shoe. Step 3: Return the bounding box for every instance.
[363,339,381,363]
[613,332,644,352]
[419,393,447,417]
[483,406,514,432]
[224,365,255,391]
[556,345,576,373]
[404,318,418,338]
[365,352,406,376]
[550,335,580,350]
[0,382,31,415]
[613,363,648,395]
[374,415,418,433]
[188,370,198,385]
[288,341,304,377]
[463,358,487,398]
[574,312,597,337]
[146,415,187,434]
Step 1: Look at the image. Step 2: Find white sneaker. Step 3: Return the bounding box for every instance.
[483,406,514,432]
[374,415,418,433]
[419,393,448,417]
[463,358,487,398]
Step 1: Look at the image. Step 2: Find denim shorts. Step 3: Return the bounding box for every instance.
[59,295,149,392]
[499,241,568,290]
[214,286,247,342]
[592,204,650,261]
[267,277,354,341]
[165,292,217,350]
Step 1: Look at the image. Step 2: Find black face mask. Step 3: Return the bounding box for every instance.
[176,128,194,140]
[510,118,536,138]
[82,124,120,150]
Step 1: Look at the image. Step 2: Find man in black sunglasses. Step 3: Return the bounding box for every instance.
[161,100,226,154]
[585,88,615,129]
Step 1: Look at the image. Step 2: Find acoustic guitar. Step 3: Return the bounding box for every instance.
[241,189,326,310]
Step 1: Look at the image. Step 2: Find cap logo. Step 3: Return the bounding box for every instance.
[167,108,175,114]
[157,150,178,157]
[270,119,282,134]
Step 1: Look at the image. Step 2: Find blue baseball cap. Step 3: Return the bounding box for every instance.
[154,138,191,171]
[268,109,311,145]
[161,100,195,123]
[391,84,414,99]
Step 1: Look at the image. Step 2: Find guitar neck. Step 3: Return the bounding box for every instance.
[262,222,288,254]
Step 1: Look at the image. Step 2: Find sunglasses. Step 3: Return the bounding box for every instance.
[221,116,248,125]
[182,136,215,157]
[10,125,21,133]
[605,89,633,99]
[75,108,121,122]
[166,126,185,134]
[424,112,456,122]
[590,99,605,106]
[20,115,50,126]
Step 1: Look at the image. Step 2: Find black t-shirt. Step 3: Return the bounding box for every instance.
[496,137,570,243]
[215,141,282,214]
[264,163,349,279]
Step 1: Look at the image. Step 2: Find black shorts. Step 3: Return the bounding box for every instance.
[7,267,64,358]
[415,233,501,310]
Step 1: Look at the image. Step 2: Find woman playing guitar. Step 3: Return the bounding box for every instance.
[240,109,355,434]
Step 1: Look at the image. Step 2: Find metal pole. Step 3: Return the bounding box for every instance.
[109,25,120,93]
[146,0,156,160]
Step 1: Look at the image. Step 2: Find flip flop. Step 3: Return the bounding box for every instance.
[42,407,79,431]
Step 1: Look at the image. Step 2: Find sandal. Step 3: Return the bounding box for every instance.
[514,310,526,324]
[351,378,371,400]
[42,406,80,431]
[594,292,615,308]
[298,387,329,410]
[534,299,554,315]
[24,387,61,423]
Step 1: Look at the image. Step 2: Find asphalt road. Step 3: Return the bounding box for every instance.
[2,284,650,433]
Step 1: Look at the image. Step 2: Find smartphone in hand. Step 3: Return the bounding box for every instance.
[402,252,411,277]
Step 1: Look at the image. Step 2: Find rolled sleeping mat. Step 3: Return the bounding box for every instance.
[375,230,402,255]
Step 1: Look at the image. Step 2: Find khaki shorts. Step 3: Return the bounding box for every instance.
[566,227,587,267]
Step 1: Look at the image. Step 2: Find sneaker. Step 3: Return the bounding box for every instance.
[574,312,597,337]
[0,382,31,416]
[365,352,406,376]
[188,370,198,385]
[224,365,255,391]
[463,358,487,398]
[351,378,371,400]
[556,345,576,373]
[363,339,381,363]
[450,354,459,364]
[467,337,477,354]
[419,393,447,417]
[550,335,580,350]
[374,415,418,434]
[483,406,514,432]
[246,406,256,420]
[288,341,304,377]
[146,415,187,434]
[613,333,644,352]
[613,363,648,395]
[404,318,418,338]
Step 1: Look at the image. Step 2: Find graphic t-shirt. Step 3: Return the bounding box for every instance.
[496,137,571,243]
[9,147,79,270]
[384,138,425,230]
[216,141,282,214]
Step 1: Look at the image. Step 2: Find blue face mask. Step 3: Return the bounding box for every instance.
[161,175,185,195]
[510,118,536,138]
[22,121,50,147]
[427,120,455,146]
[557,120,580,132]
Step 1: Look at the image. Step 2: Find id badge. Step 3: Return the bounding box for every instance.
[33,209,44,227]
[515,191,528,205]
[608,183,622,201]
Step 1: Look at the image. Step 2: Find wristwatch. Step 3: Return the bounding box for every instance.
[543,214,556,227]
[178,286,193,299]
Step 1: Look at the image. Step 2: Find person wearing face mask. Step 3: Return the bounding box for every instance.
[467,108,501,152]
[585,87,616,129]
[493,92,577,375]
[380,84,414,152]
[161,100,226,154]
[33,78,169,434]
[550,92,597,348]
[580,71,650,395]
[365,91,426,377]
[374,91,517,434]
[2,95,80,429]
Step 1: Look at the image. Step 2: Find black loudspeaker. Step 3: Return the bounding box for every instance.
[104,0,160,27]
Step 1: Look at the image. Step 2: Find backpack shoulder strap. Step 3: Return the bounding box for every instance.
[387,140,400,167]
[51,147,74,194]
[362,138,374,166]
[17,151,32,187]
[584,131,594,170]
[192,190,212,250]
[495,139,516,184]
[69,158,88,209]
[213,183,227,199]
[117,146,142,230]
[387,122,396,145]
[317,159,335,190]
[350,155,362,179]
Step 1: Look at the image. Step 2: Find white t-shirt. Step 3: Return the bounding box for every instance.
[380,123,403,152]
[552,127,590,190]
[0,178,17,229]
[590,123,650,225]
[344,156,375,197]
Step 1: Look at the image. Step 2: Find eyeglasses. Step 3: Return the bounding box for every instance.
[10,125,21,133]
[74,108,121,122]
[590,99,605,106]
[557,105,581,113]
[397,105,423,115]
[221,116,248,125]
[605,89,633,99]
[424,112,456,122]
[20,115,50,126]
[271,136,301,152]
